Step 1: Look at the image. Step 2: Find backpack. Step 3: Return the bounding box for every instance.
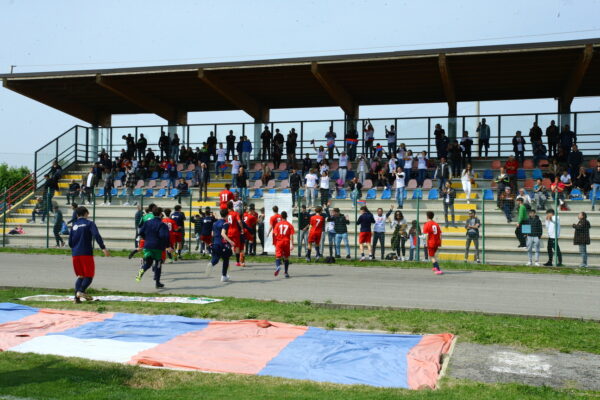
[324,256,336,264]
[385,253,397,260]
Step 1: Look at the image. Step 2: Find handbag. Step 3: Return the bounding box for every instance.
[521,224,531,234]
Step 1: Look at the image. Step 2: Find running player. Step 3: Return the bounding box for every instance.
[162,208,180,263]
[227,201,244,266]
[305,206,325,262]
[171,204,186,258]
[199,207,215,255]
[356,206,375,261]
[422,211,443,275]
[266,205,282,247]
[273,211,295,278]
[243,204,258,256]
[219,183,235,210]
[128,203,156,259]
[69,206,110,303]
[136,207,171,288]
[207,209,235,282]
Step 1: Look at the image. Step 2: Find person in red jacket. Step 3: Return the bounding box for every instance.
[219,183,234,210]
[504,156,519,192]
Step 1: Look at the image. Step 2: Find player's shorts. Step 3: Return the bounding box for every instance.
[200,235,212,245]
[143,248,164,261]
[72,255,95,278]
[173,233,183,243]
[169,236,177,249]
[275,240,291,259]
[358,232,372,244]
[308,231,322,244]
[220,203,228,210]
[229,231,242,249]
[427,245,439,258]
[244,230,254,243]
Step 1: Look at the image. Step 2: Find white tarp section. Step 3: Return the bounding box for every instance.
[19,295,222,304]
[263,193,294,253]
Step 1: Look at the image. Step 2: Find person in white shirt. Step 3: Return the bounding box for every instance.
[388,157,397,174]
[319,171,330,206]
[416,151,428,187]
[385,125,397,156]
[338,151,349,183]
[544,209,562,266]
[357,156,367,183]
[396,143,406,163]
[231,156,241,188]
[312,142,327,163]
[304,169,318,207]
[319,160,330,175]
[395,167,406,209]
[461,164,474,204]
[363,121,375,158]
[215,143,227,178]
[516,188,532,207]
[372,207,393,260]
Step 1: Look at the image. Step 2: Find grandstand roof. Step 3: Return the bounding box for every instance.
[2,38,600,125]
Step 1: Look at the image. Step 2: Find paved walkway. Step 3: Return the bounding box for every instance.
[1,253,599,319]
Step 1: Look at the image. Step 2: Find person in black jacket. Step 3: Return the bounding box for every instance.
[434,158,451,189]
[67,180,80,205]
[328,207,351,259]
[289,168,302,207]
[136,134,147,160]
[195,162,210,201]
[226,130,236,161]
[525,209,543,266]
[512,131,527,164]
[567,144,583,176]
[441,181,456,227]
[236,166,248,202]
[573,211,591,268]
[207,131,217,162]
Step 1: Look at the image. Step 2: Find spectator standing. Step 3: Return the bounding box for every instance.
[330,207,351,259]
[460,131,473,164]
[441,181,456,227]
[416,151,428,187]
[196,162,210,202]
[52,205,65,248]
[372,207,392,260]
[345,128,358,161]
[215,144,227,177]
[81,167,94,205]
[302,153,312,176]
[546,120,559,158]
[394,167,406,209]
[461,164,474,204]
[505,156,519,192]
[287,128,298,165]
[356,206,375,261]
[590,162,600,211]
[385,125,397,156]
[403,150,414,186]
[261,125,272,160]
[295,205,311,258]
[159,131,170,160]
[512,131,527,164]
[207,131,217,162]
[319,171,330,207]
[231,156,241,188]
[477,118,491,158]
[325,126,337,160]
[567,144,583,175]
[390,209,408,261]
[136,134,147,160]
[102,168,115,206]
[544,209,562,266]
[434,124,447,159]
[559,125,576,157]
[261,163,273,187]
[357,155,367,183]
[363,120,375,158]
[124,167,137,206]
[464,209,481,263]
[236,166,248,202]
[434,157,450,190]
[304,168,318,208]
[532,140,548,167]
[528,122,543,148]
[572,212,591,268]
[449,140,462,178]
[515,198,528,247]
[525,209,543,266]
[125,134,135,160]
[338,151,349,183]
[289,168,301,207]
[241,136,252,168]
[226,130,236,161]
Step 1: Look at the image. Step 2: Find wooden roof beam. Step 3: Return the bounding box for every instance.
[96,74,186,125]
[311,62,358,118]
[561,44,594,108]
[438,54,457,115]
[3,78,111,126]
[197,69,269,122]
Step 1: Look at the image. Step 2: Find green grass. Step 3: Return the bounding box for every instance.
[0,352,595,400]
[0,246,598,276]
[3,287,600,355]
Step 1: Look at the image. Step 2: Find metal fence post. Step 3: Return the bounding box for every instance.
[497,116,501,158]
[297,192,302,258]
[2,189,7,248]
[188,197,193,255]
[45,187,51,249]
[416,195,420,262]
[481,188,486,265]
[300,122,304,160]
[353,192,358,260]
[554,193,559,267]
[427,117,431,156]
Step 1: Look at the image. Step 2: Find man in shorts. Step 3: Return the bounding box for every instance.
[227,201,245,266]
[136,207,171,288]
[162,208,180,263]
[171,204,186,258]
[422,211,443,275]
[219,183,234,211]
[243,204,258,256]
[305,206,325,262]
[273,211,295,278]
[69,206,110,303]
[207,209,235,282]
[356,206,375,261]
[199,207,215,255]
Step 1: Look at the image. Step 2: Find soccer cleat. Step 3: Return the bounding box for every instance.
[432,267,437,271]
[306,256,311,263]
[74,297,82,304]
[274,266,281,276]
[360,256,365,261]
[535,262,540,267]
[346,255,351,259]
[77,291,93,301]
[221,275,230,282]
[135,269,145,282]
[155,282,165,288]
[236,262,241,267]
[285,273,290,278]
[128,250,137,259]
[435,270,444,275]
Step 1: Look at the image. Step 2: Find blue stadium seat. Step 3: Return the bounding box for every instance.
[161,172,169,180]
[268,188,276,194]
[150,171,159,180]
[346,171,355,180]
[282,188,290,194]
[111,188,118,196]
[252,171,262,180]
[366,189,377,200]
[412,189,423,199]
[570,188,583,200]
[483,189,494,200]
[336,189,347,199]
[119,188,127,197]
[517,169,526,180]
[133,188,142,196]
[96,188,104,197]
[168,189,179,198]
[144,189,153,197]
[116,171,125,181]
[252,188,263,199]
[532,169,543,180]
[483,170,494,180]
[278,170,289,180]
[177,171,182,179]
[428,188,439,200]
[185,171,193,180]
[155,188,166,198]
[299,189,305,198]
[381,188,391,200]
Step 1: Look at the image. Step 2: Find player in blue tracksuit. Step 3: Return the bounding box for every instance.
[135,207,171,289]
[206,209,235,282]
[171,205,187,258]
[199,207,216,255]
[68,206,110,303]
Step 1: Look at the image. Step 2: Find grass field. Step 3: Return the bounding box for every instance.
[2,287,600,399]
[1,246,598,276]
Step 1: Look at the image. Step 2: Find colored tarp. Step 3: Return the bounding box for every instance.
[0,303,453,389]
[19,295,222,304]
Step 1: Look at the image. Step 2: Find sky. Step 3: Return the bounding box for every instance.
[1,0,600,169]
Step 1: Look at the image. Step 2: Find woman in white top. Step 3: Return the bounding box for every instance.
[338,151,349,183]
[357,156,367,183]
[319,171,330,206]
[231,156,241,188]
[319,160,330,175]
[394,167,406,209]
[403,150,414,186]
[416,151,428,187]
[396,143,406,165]
[312,142,326,163]
[388,157,397,174]
[304,168,319,207]
[461,163,474,204]
[363,121,375,158]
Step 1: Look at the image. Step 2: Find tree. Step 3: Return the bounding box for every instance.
[0,163,31,192]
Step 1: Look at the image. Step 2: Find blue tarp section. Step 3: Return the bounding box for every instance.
[259,327,422,388]
[50,312,210,343]
[0,303,38,325]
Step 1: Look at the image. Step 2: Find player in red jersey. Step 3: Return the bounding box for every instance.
[219,183,235,210]
[305,206,325,262]
[273,211,295,278]
[162,208,180,263]
[266,205,282,246]
[226,201,245,266]
[243,204,258,256]
[422,211,443,275]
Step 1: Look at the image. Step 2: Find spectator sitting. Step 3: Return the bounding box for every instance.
[31,196,46,224]
[348,177,363,200]
[176,178,189,204]
[516,188,532,208]
[375,169,388,189]
[533,178,548,210]
[66,179,80,205]
[532,140,548,167]
[572,166,590,195]
[559,170,573,194]
[499,187,515,223]
[504,156,519,192]
[567,144,583,175]
[544,158,561,182]
[550,176,569,211]
[8,225,24,235]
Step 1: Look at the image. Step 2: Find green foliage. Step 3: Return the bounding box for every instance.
[0,162,30,192]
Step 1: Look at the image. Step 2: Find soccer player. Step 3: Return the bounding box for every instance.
[226,201,245,266]
[273,211,295,278]
[219,183,235,211]
[69,206,110,303]
[266,205,282,246]
[305,206,325,262]
[243,204,258,256]
[129,203,157,259]
[171,204,186,258]
[356,206,375,261]
[207,209,235,282]
[199,207,215,255]
[422,211,443,275]
[162,208,180,263]
[136,207,171,288]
